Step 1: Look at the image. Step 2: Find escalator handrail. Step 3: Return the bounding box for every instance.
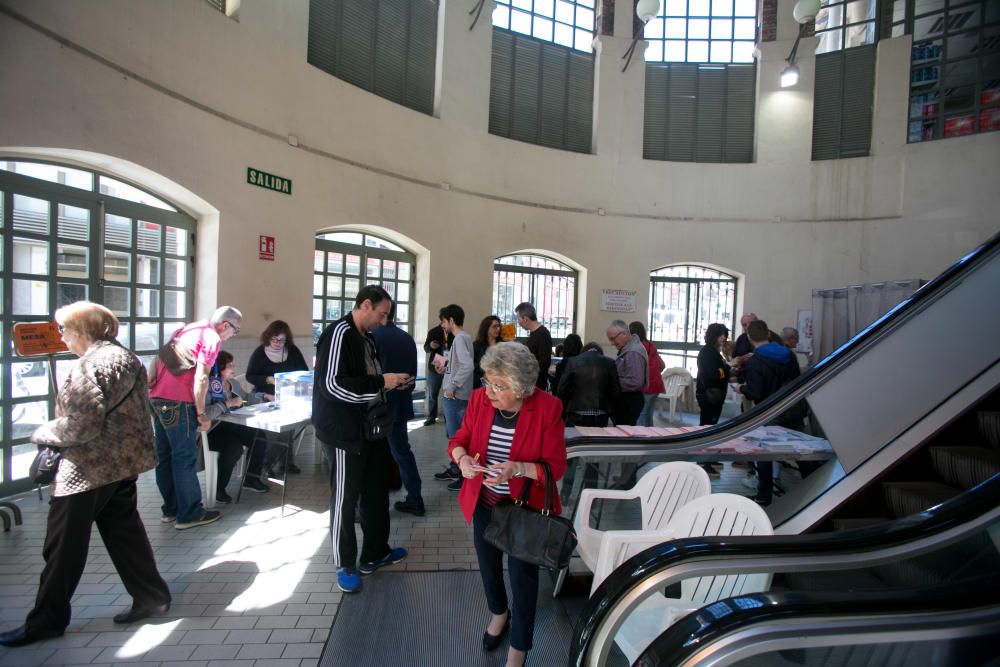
[564,231,1000,457]
[637,577,1000,667]
[569,472,1000,667]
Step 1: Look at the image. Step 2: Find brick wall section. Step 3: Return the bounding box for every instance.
[761,0,777,41]
[598,0,616,36]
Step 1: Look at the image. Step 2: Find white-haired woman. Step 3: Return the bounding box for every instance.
[447,342,567,667]
[0,302,170,647]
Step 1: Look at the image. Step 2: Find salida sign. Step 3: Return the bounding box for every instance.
[247,167,292,195]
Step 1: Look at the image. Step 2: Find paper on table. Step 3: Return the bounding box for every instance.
[230,403,278,416]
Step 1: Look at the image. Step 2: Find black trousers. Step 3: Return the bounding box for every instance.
[472,503,539,652]
[615,392,644,426]
[25,477,170,634]
[698,398,724,426]
[207,421,265,490]
[322,439,392,569]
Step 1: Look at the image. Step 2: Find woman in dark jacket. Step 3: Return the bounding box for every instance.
[245,320,309,395]
[472,315,502,390]
[0,302,170,647]
[245,320,308,473]
[696,322,731,426]
[550,333,582,397]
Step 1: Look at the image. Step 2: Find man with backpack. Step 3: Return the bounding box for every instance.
[739,319,804,506]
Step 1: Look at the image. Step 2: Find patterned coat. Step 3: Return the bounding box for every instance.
[31,340,157,497]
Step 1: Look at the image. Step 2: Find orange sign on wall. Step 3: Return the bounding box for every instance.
[13,322,68,356]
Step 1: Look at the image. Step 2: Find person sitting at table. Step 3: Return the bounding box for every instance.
[205,350,271,501]
[246,320,309,474]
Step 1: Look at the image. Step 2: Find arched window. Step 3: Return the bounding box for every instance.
[0,159,195,497]
[493,253,576,340]
[648,264,737,373]
[313,232,416,342]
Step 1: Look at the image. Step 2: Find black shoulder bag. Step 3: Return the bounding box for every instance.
[364,391,394,440]
[483,462,577,570]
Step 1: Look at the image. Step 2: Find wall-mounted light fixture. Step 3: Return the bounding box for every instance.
[780,0,821,88]
[622,0,660,72]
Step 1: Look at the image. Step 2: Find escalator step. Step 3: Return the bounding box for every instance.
[882,481,960,518]
[929,446,1000,490]
[783,568,886,592]
[978,410,1000,449]
[831,517,888,531]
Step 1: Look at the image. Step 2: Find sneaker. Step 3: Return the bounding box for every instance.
[423,418,436,426]
[242,477,270,493]
[337,567,362,593]
[286,462,301,474]
[175,510,221,530]
[434,468,459,481]
[394,499,426,517]
[160,515,176,524]
[741,473,759,491]
[359,547,407,575]
[447,478,463,492]
[215,490,232,504]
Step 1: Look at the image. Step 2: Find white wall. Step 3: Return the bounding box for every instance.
[0,0,997,348]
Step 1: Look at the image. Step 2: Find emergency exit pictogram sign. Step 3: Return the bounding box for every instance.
[259,236,275,261]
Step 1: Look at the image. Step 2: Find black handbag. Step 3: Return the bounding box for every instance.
[483,462,577,570]
[29,446,61,485]
[364,391,394,440]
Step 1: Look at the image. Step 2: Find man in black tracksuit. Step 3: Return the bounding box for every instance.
[312,285,411,593]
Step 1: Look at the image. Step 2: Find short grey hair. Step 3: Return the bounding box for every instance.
[607,319,628,334]
[780,327,799,340]
[210,306,243,326]
[514,302,537,321]
[481,342,539,398]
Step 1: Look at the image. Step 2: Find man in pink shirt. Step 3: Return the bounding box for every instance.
[150,306,242,529]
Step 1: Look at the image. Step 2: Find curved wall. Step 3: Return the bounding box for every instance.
[0,0,997,343]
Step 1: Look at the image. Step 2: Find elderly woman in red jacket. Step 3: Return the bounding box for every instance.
[447,342,566,667]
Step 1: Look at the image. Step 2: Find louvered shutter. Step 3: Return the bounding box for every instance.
[489,29,594,154]
[724,64,755,162]
[643,65,670,160]
[813,45,874,160]
[666,65,697,162]
[205,0,225,13]
[696,66,726,162]
[307,0,438,116]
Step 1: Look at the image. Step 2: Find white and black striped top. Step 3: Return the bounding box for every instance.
[479,410,520,506]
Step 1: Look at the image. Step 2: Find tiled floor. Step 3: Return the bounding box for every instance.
[0,409,768,666]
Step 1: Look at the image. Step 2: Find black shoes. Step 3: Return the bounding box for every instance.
[0,625,64,647]
[242,477,269,493]
[394,499,426,516]
[286,462,301,474]
[482,612,510,651]
[448,478,463,492]
[113,601,170,624]
[216,490,233,504]
[423,418,436,425]
[434,468,459,481]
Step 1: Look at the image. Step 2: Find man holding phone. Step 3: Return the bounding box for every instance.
[372,305,425,517]
[312,286,411,594]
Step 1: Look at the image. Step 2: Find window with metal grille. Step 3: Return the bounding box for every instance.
[492,254,576,341]
[643,61,755,162]
[0,160,195,498]
[488,28,595,153]
[306,0,439,116]
[648,264,736,375]
[313,232,415,343]
[885,0,1000,143]
[643,0,757,64]
[812,44,876,160]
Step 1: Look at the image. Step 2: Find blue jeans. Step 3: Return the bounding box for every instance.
[151,399,206,523]
[442,397,468,473]
[388,417,422,503]
[637,393,658,426]
[425,370,443,421]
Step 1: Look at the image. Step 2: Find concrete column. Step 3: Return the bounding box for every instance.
[434,0,494,134]
[592,0,646,158]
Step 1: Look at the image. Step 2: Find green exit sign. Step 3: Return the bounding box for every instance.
[247,167,292,195]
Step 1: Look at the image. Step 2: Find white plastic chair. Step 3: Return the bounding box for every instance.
[656,367,692,423]
[571,462,712,596]
[597,493,773,664]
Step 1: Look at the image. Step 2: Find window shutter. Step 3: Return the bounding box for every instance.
[666,65,697,162]
[813,45,874,160]
[489,31,515,138]
[724,64,756,162]
[307,0,438,116]
[696,66,726,162]
[205,0,225,13]
[489,29,593,154]
[645,62,755,163]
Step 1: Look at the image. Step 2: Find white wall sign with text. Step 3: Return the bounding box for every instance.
[600,289,637,313]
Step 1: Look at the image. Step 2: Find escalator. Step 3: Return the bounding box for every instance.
[569,472,1000,666]
[563,232,1000,534]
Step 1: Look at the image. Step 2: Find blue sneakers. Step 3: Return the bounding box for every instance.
[337,567,361,593]
[359,547,408,575]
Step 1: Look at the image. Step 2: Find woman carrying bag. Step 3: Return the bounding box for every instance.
[447,343,567,667]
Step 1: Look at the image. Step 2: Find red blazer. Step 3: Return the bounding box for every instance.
[447,388,567,525]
